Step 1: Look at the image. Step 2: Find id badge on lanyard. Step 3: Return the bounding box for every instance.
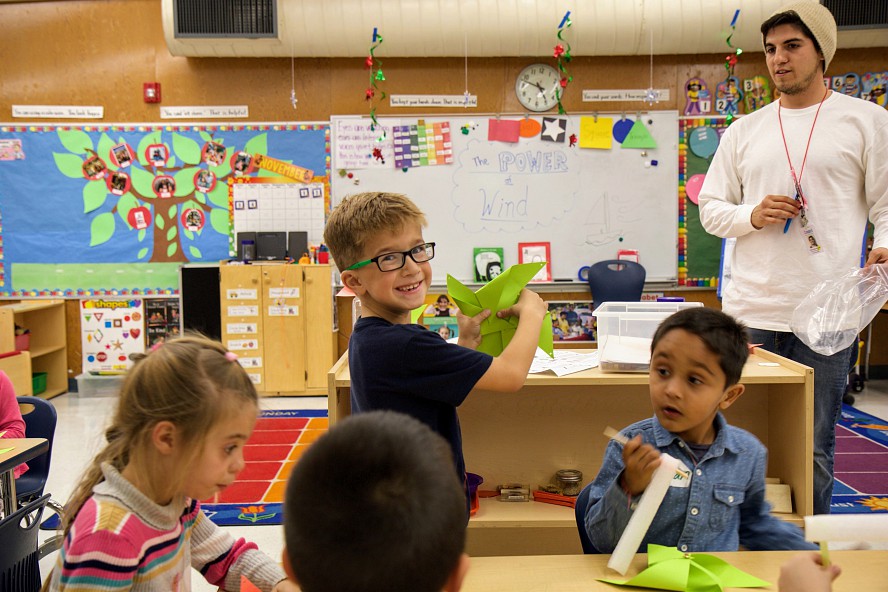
[792,178,823,255]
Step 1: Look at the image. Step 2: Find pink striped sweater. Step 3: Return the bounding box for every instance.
[47,463,286,592]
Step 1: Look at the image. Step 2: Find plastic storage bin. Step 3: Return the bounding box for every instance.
[75,373,126,397]
[594,301,703,372]
[31,371,47,395]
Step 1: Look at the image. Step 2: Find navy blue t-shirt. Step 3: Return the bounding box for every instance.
[348,316,493,483]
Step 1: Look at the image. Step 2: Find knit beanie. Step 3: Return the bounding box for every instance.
[766,1,837,73]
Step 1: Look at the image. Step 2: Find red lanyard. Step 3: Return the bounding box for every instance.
[777,87,829,207]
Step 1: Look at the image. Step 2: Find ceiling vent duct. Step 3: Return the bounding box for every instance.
[823,0,888,30]
[161,0,888,58]
[173,0,277,38]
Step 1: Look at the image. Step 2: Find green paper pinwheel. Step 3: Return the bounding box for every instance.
[600,545,770,592]
[446,262,553,358]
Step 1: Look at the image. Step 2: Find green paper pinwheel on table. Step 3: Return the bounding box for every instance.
[446,262,554,358]
[599,544,770,592]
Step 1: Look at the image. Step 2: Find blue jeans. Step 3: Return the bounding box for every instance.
[747,329,856,515]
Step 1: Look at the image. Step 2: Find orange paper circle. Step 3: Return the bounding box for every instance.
[519,118,542,138]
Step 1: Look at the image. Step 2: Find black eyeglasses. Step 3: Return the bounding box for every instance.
[344,242,436,272]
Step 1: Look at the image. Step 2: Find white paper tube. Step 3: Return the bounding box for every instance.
[804,514,888,542]
[607,452,680,575]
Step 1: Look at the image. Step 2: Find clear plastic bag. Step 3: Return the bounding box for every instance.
[790,265,888,356]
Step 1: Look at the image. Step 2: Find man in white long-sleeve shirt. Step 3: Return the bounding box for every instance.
[698,0,888,515]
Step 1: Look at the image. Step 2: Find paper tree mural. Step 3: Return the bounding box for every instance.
[52,128,268,263]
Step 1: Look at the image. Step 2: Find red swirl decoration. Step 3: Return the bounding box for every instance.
[365,27,387,137]
[555,11,573,115]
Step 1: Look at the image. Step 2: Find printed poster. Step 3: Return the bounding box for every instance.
[81,299,146,373]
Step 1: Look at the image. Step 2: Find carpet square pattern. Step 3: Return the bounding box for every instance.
[832,403,888,513]
[201,409,328,526]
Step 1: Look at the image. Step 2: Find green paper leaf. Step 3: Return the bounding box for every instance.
[82,181,107,213]
[89,212,115,246]
[57,129,93,154]
[116,193,139,225]
[53,152,86,178]
[244,133,267,156]
[172,132,202,165]
[210,207,230,235]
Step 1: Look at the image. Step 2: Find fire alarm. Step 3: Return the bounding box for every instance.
[143,82,161,103]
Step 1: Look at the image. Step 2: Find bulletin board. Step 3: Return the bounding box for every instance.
[0,123,329,297]
[679,117,729,287]
[331,113,679,283]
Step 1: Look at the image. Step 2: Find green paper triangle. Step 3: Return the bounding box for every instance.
[621,119,657,149]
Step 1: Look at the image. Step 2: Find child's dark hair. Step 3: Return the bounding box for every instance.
[761,11,822,55]
[284,411,466,592]
[651,307,749,388]
[62,334,258,535]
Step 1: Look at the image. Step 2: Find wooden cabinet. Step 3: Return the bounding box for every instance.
[328,348,814,556]
[220,263,334,396]
[0,300,67,399]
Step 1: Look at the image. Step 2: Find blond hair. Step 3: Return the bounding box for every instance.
[323,192,427,270]
[62,334,258,535]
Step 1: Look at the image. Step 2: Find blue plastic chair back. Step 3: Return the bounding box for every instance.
[0,493,49,592]
[587,260,646,312]
[15,396,57,504]
[574,483,599,554]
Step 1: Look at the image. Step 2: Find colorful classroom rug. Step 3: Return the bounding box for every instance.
[832,403,888,514]
[200,408,328,526]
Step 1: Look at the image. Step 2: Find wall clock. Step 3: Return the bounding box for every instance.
[515,63,560,112]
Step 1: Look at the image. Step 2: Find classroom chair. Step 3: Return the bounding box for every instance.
[574,483,599,554]
[16,397,65,555]
[587,260,646,312]
[0,493,50,592]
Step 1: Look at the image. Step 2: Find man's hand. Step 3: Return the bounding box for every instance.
[750,194,800,229]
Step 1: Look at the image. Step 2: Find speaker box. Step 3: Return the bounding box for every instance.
[288,231,308,260]
[236,231,256,260]
[256,231,287,260]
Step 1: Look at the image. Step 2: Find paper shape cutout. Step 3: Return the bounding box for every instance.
[410,303,426,324]
[861,71,888,107]
[488,119,521,143]
[832,72,860,98]
[579,116,613,149]
[540,117,567,143]
[743,75,773,112]
[600,544,770,591]
[685,174,706,205]
[519,118,542,138]
[715,76,743,117]
[612,118,634,143]
[621,119,657,149]
[688,127,719,159]
[684,77,712,115]
[446,262,553,357]
[240,576,262,592]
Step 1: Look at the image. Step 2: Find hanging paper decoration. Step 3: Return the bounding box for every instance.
[365,27,387,138]
[722,9,743,123]
[554,11,573,115]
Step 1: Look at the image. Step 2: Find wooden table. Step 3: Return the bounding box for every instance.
[328,349,814,556]
[463,550,888,591]
[0,437,48,518]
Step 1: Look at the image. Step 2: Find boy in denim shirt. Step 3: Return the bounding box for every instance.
[583,307,815,553]
[324,192,547,511]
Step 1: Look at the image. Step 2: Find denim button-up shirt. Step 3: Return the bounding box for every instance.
[583,413,816,553]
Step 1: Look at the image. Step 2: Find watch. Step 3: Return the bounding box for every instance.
[515,63,560,112]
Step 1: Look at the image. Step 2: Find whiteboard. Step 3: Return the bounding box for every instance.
[330,112,678,283]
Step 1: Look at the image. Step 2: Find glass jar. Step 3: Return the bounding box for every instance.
[555,469,583,496]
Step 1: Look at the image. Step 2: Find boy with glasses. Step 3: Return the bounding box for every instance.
[324,192,547,512]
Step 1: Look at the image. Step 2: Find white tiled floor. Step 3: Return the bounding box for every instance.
[33,382,888,589]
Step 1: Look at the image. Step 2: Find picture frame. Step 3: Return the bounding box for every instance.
[548,301,595,341]
[518,242,552,282]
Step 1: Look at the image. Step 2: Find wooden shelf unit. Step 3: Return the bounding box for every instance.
[0,300,68,399]
[328,348,814,556]
[220,263,335,396]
